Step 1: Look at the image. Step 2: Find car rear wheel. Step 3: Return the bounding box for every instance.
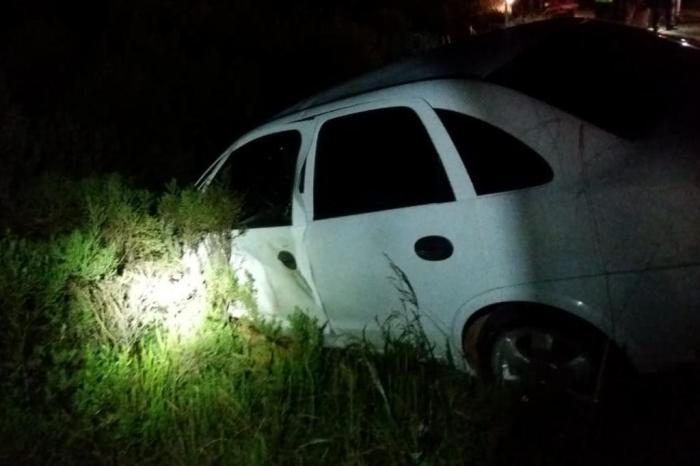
[467,306,626,403]
[489,325,600,402]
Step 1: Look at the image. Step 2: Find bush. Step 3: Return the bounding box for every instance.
[158,180,242,245]
[0,173,503,465]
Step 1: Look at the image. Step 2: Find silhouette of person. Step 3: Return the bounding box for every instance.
[650,0,675,31]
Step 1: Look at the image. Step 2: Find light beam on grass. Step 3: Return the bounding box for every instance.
[121,248,210,343]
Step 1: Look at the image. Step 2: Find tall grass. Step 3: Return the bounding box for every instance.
[0,174,502,465]
[6,174,688,466]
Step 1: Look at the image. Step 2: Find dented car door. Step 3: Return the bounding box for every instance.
[208,124,325,323]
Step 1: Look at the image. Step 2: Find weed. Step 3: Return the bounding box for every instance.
[158,180,242,245]
[0,174,500,466]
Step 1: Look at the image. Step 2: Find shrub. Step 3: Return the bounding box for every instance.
[158,180,243,245]
[0,173,503,466]
[0,173,241,399]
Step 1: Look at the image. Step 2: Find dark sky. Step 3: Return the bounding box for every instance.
[1,0,479,186]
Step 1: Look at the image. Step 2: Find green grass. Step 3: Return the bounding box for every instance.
[6,174,696,465]
[0,174,502,465]
[63,314,500,466]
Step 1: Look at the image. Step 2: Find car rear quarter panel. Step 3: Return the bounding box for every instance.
[581,127,700,369]
[422,79,700,370]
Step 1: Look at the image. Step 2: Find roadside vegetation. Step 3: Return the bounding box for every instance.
[2,175,699,465]
[0,175,507,465]
[3,2,699,464]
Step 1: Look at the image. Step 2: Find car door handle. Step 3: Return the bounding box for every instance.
[277,250,297,270]
[414,236,453,261]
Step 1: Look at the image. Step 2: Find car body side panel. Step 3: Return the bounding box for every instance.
[228,226,325,323]
[302,99,488,347]
[430,80,700,371]
[306,200,488,348]
[199,76,700,373]
[416,80,607,288]
[606,267,700,370]
[582,131,700,273]
[582,127,700,369]
[420,79,700,370]
[474,189,602,284]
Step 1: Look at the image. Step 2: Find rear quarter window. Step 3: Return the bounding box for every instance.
[436,109,553,195]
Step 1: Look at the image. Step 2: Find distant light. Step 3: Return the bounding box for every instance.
[506,0,516,5]
[680,38,691,47]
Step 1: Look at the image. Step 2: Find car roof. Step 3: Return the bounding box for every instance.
[274,18,579,120]
[273,18,699,124]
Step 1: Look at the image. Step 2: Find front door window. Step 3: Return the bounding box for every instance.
[216,131,301,228]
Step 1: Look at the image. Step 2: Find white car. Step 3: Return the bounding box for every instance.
[198,19,700,395]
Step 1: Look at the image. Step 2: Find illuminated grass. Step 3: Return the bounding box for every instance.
[0,175,498,465]
[64,314,497,465]
[7,174,692,465]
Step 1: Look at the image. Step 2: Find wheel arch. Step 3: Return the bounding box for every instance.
[451,287,640,373]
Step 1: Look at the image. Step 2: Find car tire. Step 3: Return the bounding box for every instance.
[470,306,626,403]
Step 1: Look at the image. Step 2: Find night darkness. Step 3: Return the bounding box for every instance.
[0,0,480,188]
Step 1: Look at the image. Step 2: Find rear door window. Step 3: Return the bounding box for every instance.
[436,109,553,195]
[313,107,455,220]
